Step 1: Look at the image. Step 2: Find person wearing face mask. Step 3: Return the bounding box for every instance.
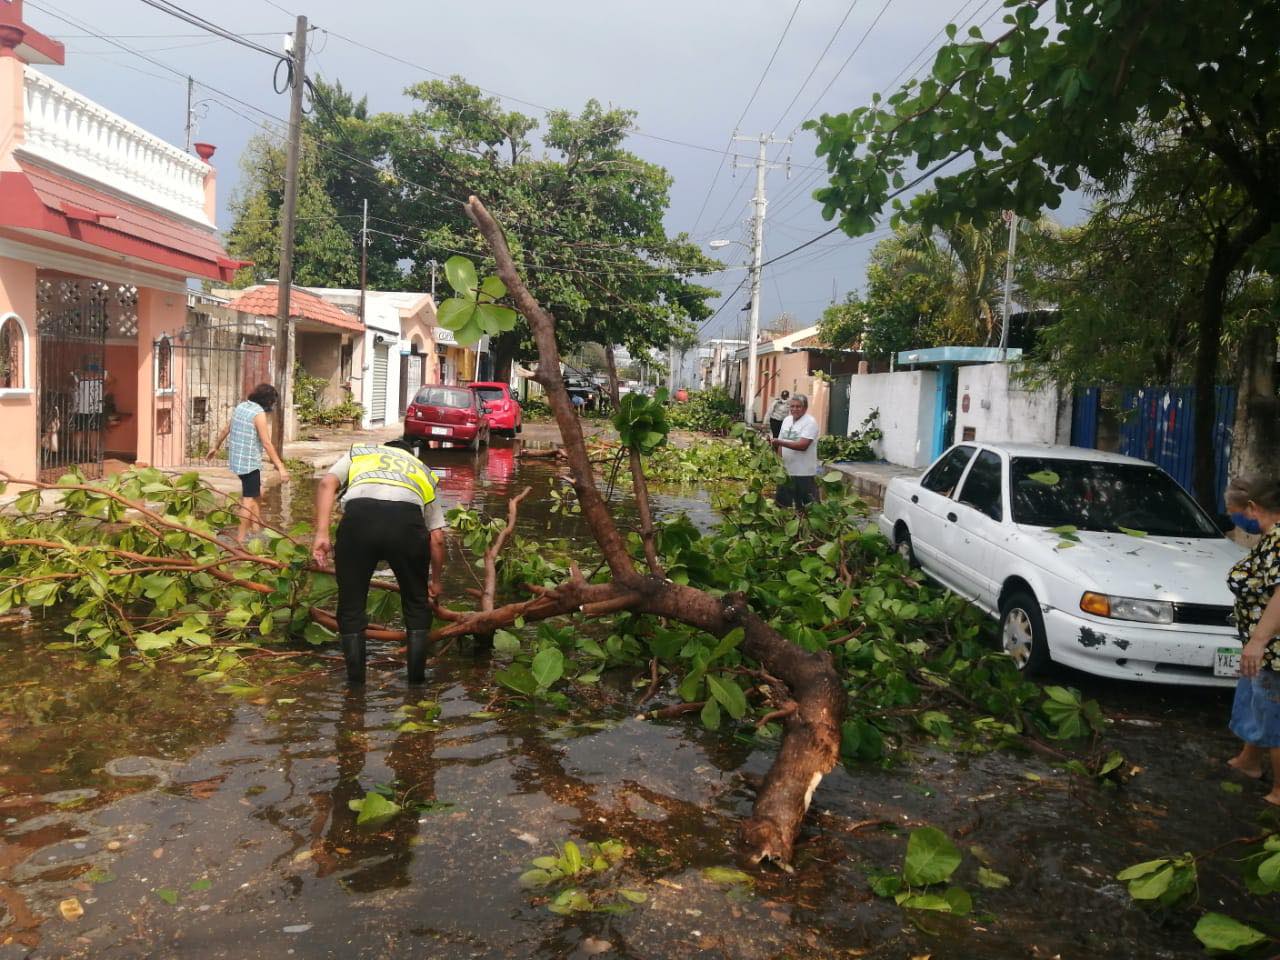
[1223,476,1280,806]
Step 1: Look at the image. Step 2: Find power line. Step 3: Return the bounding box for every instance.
[133,0,285,61]
[758,151,967,270]
[769,0,863,134]
[687,0,805,237]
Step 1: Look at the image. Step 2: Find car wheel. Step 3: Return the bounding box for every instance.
[894,526,917,567]
[1000,591,1051,676]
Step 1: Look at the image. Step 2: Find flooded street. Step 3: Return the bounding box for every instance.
[1,441,1273,958]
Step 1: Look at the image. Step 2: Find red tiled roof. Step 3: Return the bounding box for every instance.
[0,158,233,281]
[229,285,365,334]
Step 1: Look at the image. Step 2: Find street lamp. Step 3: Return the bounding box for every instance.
[708,238,759,426]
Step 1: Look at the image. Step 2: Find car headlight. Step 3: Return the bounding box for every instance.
[1079,592,1174,624]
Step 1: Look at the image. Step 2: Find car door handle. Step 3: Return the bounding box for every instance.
[911,495,919,504]
[947,512,958,522]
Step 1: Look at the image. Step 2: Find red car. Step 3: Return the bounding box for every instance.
[404,384,491,450]
[469,381,522,436]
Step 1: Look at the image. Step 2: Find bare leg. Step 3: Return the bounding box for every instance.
[236,496,259,544]
[1229,743,1266,779]
[1266,749,1280,806]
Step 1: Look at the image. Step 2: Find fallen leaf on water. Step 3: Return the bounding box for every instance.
[189,878,212,892]
[155,888,178,905]
[152,848,164,859]
[581,938,612,955]
[282,924,312,934]
[58,898,84,921]
[292,850,314,863]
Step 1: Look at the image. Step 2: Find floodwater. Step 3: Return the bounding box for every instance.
[2,440,1276,959]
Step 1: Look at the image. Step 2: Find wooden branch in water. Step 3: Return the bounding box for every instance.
[482,486,532,612]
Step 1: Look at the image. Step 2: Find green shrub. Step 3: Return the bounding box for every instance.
[665,387,740,434]
[817,409,882,462]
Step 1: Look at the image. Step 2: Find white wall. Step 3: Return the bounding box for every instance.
[953,363,1067,446]
[847,370,938,468]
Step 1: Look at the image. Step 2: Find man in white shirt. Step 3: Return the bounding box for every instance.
[769,393,820,509]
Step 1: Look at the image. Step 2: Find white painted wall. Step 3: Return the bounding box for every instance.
[847,370,939,468]
[360,304,401,428]
[953,363,1068,446]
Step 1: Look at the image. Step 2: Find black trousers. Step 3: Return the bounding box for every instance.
[769,418,784,438]
[776,475,818,509]
[335,499,431,634]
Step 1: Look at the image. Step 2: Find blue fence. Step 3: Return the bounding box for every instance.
[1071,385,1236,511]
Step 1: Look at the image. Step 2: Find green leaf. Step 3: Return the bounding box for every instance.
[189,878,212,892]
[495,663,538,697]
[977,867,1011,889]
[1127,864,1174,900]
[702,866,754,888]
[1220,780,1244,794]
[476,302,518,333]
[903,826,962,886]
[479,275,507,300]
[1257,852,1280,888]
[1117,526,1148,538]
[1192,913,1267,953]
[562,840,584,875]
[493,629,521,654]
[700,697,721,731]
[706,674,748,720]
[351,790,402,829]
[898,892,953,912]
[444,255,478,297]
[1028,470,1060,485]
[868,872,902,897]
[519,868,556,889]
[155,888,179,905]
[531,647,564,690]
[438,297,477,331]
[943,886,972,915]
[618,888,647,903]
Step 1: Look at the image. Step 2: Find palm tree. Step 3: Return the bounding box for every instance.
[897,219,1011,346]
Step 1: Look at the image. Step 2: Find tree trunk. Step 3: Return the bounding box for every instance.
[1228,319,1280,482]
[1191,256,1228,512]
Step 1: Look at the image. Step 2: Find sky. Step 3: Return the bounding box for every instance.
[26,0,1032,345]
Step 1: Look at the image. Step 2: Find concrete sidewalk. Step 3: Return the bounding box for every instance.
[827,460,921,504]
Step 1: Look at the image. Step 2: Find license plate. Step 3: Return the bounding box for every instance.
[431,426,449,436]
[1214,647,1241,678]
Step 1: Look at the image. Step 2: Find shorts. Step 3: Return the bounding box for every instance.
[1230,670,1280,748]
[72,413,102,432]
[776,475,817,509]
[238,469,261,499]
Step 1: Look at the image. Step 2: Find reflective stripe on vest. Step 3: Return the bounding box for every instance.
[347,444,438,504]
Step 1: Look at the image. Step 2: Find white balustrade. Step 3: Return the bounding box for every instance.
[19,66,212,227]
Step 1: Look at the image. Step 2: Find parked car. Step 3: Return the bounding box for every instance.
[403,384,490,450]
[469,381,522,436]
[878,442,1246,687]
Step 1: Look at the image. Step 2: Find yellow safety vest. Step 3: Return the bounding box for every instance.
[347,444,439,504]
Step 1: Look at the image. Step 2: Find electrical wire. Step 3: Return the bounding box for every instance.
[133,0,285,61]
[769,0,863,135]
[687,0,805,237]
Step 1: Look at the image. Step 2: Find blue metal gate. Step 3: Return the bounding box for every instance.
[1070,386,1100,449]
[1116,386,1236,510]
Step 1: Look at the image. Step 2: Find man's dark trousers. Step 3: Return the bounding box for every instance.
[335,499,431,634]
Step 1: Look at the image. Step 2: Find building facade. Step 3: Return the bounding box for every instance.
[0,1,240,482]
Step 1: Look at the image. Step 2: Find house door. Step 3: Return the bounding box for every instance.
[241,342,271,398]
[827,375,851,436]
[398,353,423,415]
[370,344,389,425]
[37,278,118,481]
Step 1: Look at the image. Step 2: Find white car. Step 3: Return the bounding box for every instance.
[878,442,1246,687]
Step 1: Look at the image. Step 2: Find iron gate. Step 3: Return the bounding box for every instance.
[827,374,851,435]
[36,277,137,481]
[150,315,274,468]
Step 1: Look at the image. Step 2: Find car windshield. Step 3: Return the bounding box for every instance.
[414,387,471,408]
[1010,457,1220,538]
[472,387,504,402]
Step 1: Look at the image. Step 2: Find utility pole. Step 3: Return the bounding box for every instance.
[426,259,439,300]
[998,209,1019,360]
[733,132,790,426]
[668,341,676,392]
[272,15,307,448]
[358,198,368,327]
[184,76,194,152]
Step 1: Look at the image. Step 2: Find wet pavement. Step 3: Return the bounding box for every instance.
[2,439,1276,958]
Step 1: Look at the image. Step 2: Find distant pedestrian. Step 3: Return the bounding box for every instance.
[769,393,819,509]
[767,390,791,438]
[571,392,585,416]
[207,383,289,544]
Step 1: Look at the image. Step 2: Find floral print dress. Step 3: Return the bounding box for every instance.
[1227,526,1280,746]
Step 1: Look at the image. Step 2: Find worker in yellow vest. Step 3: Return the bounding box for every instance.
[311,438,446,683]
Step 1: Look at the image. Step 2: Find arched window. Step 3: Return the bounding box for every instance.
[0,313,30,395]
[154,335,174,394]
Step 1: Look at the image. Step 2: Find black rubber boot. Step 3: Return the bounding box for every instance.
[340,632,366,684]
[406,629,430,683]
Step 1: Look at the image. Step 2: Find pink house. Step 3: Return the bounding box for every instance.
[0,0,240,484]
